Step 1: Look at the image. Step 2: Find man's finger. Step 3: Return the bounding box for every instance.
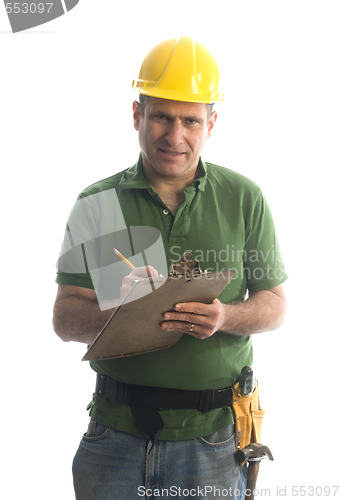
[174,302,210,315]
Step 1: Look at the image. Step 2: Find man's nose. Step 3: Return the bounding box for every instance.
[164,121,184,146]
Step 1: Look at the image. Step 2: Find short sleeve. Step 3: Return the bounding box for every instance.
[55,195,95,290]
[243,192,287,292]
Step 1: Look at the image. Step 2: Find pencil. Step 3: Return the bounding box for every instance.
[113,248,135,270]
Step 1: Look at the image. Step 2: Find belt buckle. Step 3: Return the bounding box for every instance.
[198,390,215,413]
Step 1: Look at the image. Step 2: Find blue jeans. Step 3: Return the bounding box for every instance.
[73,419,247,499]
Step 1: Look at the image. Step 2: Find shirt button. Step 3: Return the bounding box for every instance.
[162,208,169,215]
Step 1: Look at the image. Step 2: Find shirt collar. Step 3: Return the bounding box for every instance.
[118,154,208,192]
[196,159,207,191]
[118,155,148,192]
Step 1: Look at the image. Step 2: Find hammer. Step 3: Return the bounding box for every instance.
[236,443,274,500]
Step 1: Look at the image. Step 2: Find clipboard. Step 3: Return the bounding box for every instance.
[82,268,235,361]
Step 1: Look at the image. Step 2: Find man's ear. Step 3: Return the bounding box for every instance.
[133,100,141,131]
[207,110,217,138]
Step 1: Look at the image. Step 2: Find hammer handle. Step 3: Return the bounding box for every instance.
[246,462,260,500]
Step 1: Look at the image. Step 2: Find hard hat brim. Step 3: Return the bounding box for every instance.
[132,79,223,104]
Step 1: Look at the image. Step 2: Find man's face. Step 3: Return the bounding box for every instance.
[133,97,217,182]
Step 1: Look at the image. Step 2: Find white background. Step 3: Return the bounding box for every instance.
[1,1,339,498]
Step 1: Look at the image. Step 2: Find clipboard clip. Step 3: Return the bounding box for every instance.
[169,252,202,278]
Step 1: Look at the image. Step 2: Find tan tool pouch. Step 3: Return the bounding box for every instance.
[232,382,265,449]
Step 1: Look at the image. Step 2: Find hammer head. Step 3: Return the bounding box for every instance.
[235,443,274,464]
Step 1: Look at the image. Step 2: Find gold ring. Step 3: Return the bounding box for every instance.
[189,323,195,332]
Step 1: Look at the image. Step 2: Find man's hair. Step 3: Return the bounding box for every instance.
[138,94,150,115]
[138,94,214,119]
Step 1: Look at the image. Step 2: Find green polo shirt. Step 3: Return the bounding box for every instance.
[56,156,287,440]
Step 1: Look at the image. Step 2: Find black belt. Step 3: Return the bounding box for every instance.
[95,374,233,445]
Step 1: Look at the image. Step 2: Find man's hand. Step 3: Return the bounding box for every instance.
[161,299,225,339]
[119,265,159,297]
[160,285,286,339]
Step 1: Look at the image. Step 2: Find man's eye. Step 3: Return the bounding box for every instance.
[185,119,198,125]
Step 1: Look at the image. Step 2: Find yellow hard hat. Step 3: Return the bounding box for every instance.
[132,36,223,104]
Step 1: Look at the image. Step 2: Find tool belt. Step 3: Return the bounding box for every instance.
[95,374,265,448]
[95,374,233,444]
[232,382,265,450]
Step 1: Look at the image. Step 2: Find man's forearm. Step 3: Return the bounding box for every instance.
[53,268,157,345]
[220,289,287,336]
[53,295,114,344]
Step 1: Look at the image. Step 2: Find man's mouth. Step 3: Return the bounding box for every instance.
[159,149,185,156]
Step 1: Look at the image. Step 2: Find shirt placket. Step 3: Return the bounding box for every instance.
[147,186,197,242]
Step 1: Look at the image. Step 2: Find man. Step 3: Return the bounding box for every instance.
[53,37,287,499]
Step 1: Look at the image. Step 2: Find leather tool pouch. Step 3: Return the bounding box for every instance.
[232,382,265,449]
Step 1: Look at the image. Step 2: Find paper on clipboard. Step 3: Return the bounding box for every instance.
[82,269,235,361]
